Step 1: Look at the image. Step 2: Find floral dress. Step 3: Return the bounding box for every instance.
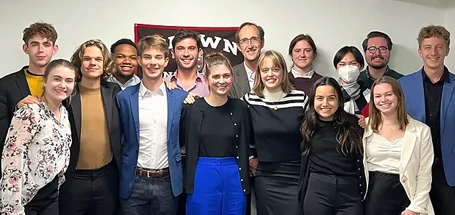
[0,102,72,214]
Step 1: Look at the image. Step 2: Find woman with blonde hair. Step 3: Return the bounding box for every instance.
[242,50,309,215]
[181,52,252,215]
[363,76,434,215]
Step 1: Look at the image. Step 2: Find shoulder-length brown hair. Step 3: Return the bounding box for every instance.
[368,76,409,132]
[252,50,294,97]
[70,39,114,82]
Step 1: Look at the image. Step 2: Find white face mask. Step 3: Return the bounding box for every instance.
[338,65,360,83]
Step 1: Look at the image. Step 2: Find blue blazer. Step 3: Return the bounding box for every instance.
[399,69,455,186]
[116,83,188,199]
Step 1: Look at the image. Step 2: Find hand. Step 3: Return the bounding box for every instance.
[16,95,40,108]
[356,114,366,128]
[401,209,417,215]
[165,81,177,90]
[184,93,199,104]
[249,158,258,177]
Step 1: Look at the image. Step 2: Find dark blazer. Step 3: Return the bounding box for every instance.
[116,83,187,198]
[399,68,455,186]
[59,82,122,205]
[229,63,250,99]
[180,98,252,194]
[0,66,31,150]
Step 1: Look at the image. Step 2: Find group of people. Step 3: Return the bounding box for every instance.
[0,20,453,215]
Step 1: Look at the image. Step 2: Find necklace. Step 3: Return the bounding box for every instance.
[267,92,284,111]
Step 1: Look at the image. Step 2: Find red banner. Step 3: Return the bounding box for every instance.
[134,24,244,76]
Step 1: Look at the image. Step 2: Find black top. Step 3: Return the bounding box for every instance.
[309,120,358,176]
[422,68,450,159]
[180,98,252,194]
[199,99,236,157]
[358,66,404,89]
[242,90,309,162]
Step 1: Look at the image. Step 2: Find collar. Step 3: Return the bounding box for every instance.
[365,66,390,80]
[243,62,255,79]
[108,74,140,85]
[421,66,450,83]
[139,79,166,97]
[170,70,205,83]
[291,68,314,79]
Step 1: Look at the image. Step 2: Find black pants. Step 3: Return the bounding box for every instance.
[303,173,363,215]
[430,159,455,215]
[25,177,59,215]
[61,160,119,215]
[365,171,410,215]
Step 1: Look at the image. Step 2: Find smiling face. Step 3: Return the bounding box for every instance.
[171,38,199,71]
[418,36,449,71]
[291,40,315,70]
[373,83,398,116]
[113,44,138,79]
[207,65,232,97]
[260,57,283,93]
[238,25,264,62]
[43,66,75,103]
[314,85,339,121]
[80,46,104,80]
[139,47,169,81]
[365,37,390,69]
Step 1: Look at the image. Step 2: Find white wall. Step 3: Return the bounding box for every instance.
[445,0,455,71]
[0,0,449,78]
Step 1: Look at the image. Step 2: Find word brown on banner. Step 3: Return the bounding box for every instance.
[134,24,245,77]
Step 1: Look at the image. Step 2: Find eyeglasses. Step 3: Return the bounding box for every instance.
[367,46,389,54]
[239,36,261,45]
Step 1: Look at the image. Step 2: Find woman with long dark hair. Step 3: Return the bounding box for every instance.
[298,76,365,215]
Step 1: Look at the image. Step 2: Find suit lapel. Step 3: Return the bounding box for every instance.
[70,88,82,141]
[236,64,250,95]
[15,70,31,97]
[400,118,417,174]
[166,87,175,140]
[440,74,455,130]
[411,71,426,122]
[129,87,140,142]
[101,86,112,132]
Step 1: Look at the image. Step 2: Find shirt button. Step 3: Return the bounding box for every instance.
[234,123,237,126]
[243,189,246,192]
[230,113,233,116]
[236,135,239,138]
[236,156,239,159]
[241,179,244,182]
[236,146,238,148]
[239,168,242,170]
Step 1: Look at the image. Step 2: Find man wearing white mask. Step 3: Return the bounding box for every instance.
[332,46,369,114]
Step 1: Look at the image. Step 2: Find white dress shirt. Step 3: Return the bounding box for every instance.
[137,80,168,169]
[366,133,403,174]
[243,62,255,89]
[291,68,315,79]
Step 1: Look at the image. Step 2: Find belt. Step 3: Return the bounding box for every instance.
[136,167,169,178]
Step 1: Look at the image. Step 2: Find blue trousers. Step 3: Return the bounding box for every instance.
[187,157,246,215]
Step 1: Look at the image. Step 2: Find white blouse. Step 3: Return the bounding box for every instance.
[0,102,72,214]
[366,133,403,175]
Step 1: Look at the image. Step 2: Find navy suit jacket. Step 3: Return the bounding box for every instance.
[399,69,455,186]
[116,83,188,198]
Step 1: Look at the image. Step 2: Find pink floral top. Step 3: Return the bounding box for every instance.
[0,102,72,214]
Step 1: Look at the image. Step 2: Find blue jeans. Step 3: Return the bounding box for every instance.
[187,157,246,215]
[121,174,178,215]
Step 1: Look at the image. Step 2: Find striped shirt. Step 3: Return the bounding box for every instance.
[242,90,309,162]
